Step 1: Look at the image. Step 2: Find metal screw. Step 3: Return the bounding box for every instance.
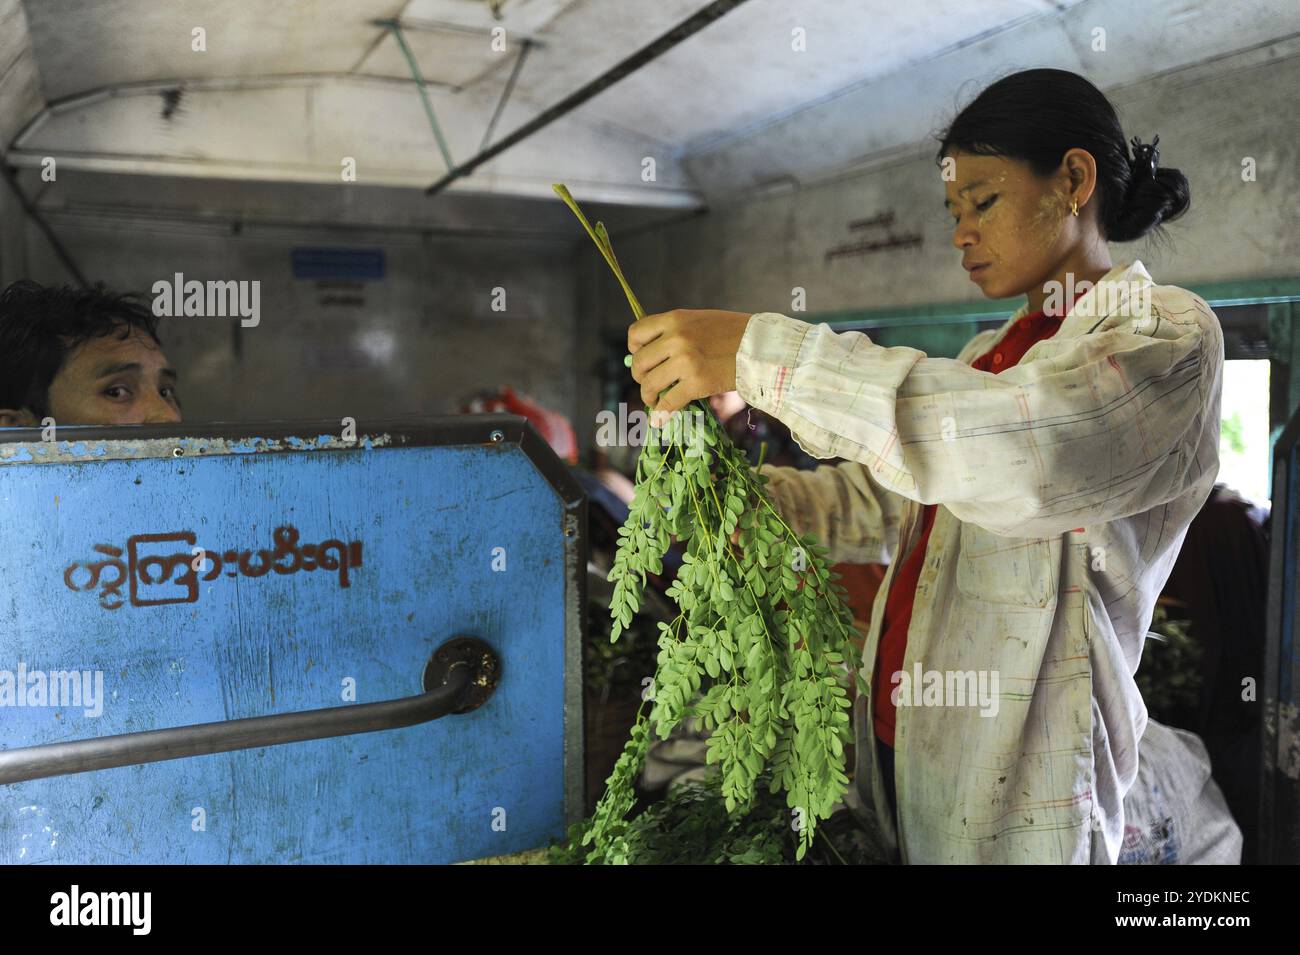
[489,429,504,443]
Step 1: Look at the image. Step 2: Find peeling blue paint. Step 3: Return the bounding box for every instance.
[0,438,566,863]
[0,432,394,466]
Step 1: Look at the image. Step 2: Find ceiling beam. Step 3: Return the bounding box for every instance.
[423,0,752,196]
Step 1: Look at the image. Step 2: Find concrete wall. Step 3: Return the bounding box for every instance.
[1,18,1294,457]
[12,205,581,426]
[0,0,41,145]
[0,0,43,290]
[588,38,1300,331]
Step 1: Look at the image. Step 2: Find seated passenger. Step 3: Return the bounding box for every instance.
[0,280,182,427]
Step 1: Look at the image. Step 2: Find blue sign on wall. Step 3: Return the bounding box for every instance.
[291,247,385,281]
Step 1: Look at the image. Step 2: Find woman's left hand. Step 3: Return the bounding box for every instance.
[627,309,753,426]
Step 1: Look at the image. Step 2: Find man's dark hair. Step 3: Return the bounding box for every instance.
[0,280,162,418]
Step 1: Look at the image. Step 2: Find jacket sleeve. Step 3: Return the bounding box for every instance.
[735,285,1224,538]
[758,461,907,565]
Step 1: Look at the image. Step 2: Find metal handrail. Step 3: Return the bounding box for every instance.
[0,647,491,786]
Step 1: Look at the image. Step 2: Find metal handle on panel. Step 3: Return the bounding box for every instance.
[0,636,500,785]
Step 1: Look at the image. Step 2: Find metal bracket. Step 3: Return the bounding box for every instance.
[424,636,501,714]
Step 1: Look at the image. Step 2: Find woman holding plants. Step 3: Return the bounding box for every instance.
[626,68,1238,863]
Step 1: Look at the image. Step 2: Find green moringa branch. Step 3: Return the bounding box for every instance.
[553,184,644,321]
[553,182,860,863]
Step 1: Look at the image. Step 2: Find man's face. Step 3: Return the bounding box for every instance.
[44,325,182,426]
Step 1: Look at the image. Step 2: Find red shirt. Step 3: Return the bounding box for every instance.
[871,295,1085,746]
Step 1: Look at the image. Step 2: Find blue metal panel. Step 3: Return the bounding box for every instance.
[0,417,583,864]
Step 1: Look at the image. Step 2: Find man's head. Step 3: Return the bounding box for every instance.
[0,280,182,427]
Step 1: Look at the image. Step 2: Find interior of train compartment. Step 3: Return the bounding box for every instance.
[0,0,1297,875]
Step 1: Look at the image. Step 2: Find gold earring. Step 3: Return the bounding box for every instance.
[1070,199,1079,217]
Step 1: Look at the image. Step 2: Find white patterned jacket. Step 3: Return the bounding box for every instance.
[735,260,1225,863]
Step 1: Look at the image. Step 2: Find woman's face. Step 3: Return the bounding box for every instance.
[942,148,1074,300]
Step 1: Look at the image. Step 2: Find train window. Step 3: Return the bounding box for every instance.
[1219,359,1271,508]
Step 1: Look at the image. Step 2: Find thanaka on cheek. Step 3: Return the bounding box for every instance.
[1031,189,1071,250]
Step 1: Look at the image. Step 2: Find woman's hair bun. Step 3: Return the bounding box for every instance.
[1108,161,1190,243]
